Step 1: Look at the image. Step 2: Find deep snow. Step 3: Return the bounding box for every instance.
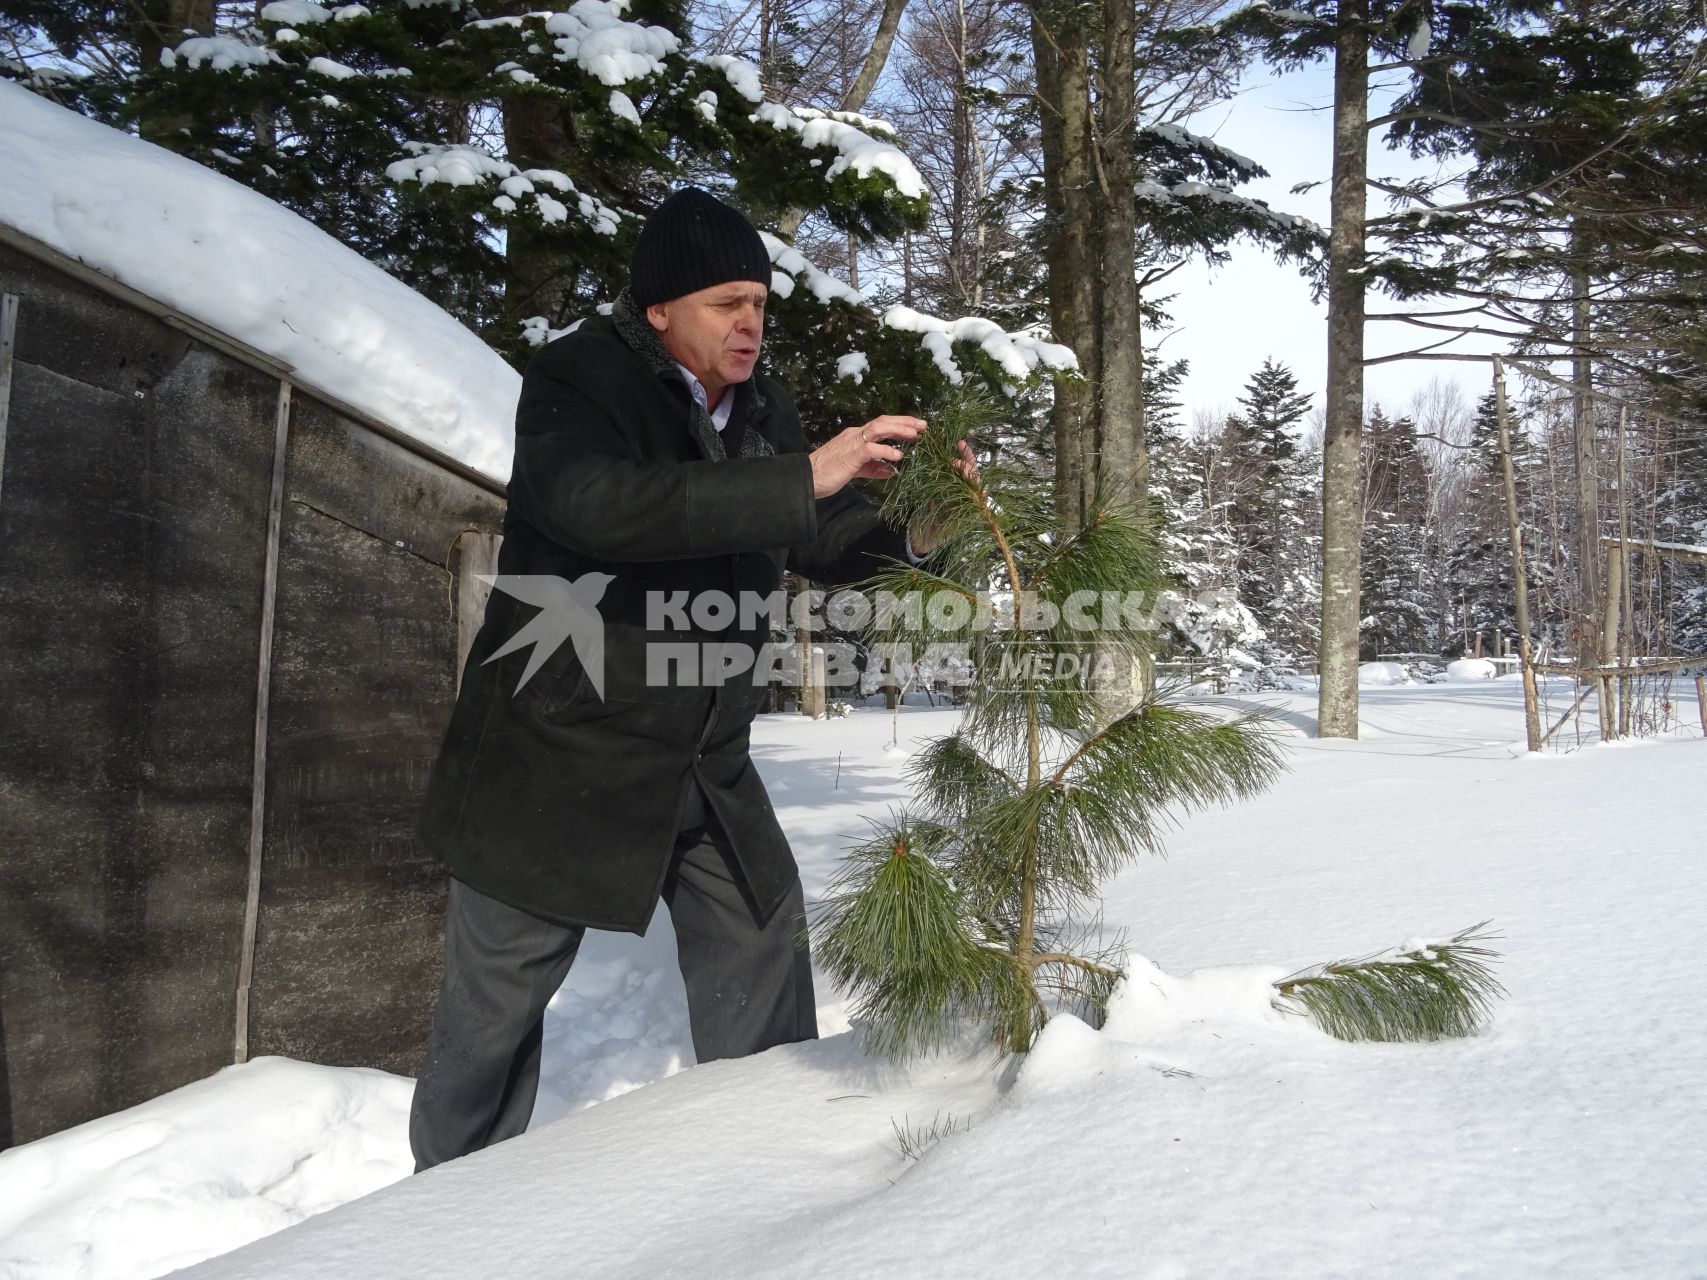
[2,680,1704,1279]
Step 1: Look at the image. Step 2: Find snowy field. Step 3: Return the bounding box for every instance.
[2,678,1703,1279]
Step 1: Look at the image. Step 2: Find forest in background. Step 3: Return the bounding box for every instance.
[4,0,1704,735]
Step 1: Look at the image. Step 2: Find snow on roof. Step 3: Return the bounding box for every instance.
[0,80,518,482]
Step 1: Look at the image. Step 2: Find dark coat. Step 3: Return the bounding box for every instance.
[416,310,909,933]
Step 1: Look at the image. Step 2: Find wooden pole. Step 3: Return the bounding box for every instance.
[453,531,501,697]
[1534,655,1706,679]
[1542,683,1596,747]
[1493,359,1543,752]
[1697,674,1706,738]
[1600,543,1622,740]
[236,379,292,1064]
[0,293,17,517]
[1615,407,1634,737]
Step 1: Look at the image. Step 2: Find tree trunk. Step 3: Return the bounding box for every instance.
[1089,0,1148,722]
[1494,359,1542,752]
[1031,8,1098,532]
[502,98,577,327]
[775,0,912,241]
[1315,0,1368,740]
[1570,245,1601,678]
[136,0,218,143]
[1095,0,1143,509]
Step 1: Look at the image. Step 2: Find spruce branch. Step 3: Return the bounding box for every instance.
[1272,924,1507,1043]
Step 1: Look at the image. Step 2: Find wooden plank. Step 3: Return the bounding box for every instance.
[1535,655,1705,679]
[0,293,15,515]
[455,532,501,696]
[235,380,292,1064]
[1600,536,1707,564]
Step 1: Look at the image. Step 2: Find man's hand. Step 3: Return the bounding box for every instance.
[908,440,981,556]
[809,415,927,499]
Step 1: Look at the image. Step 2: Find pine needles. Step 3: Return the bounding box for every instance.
[891,1112,973,1162]
[814,389,1290,1056]
[815,388,1508,1059]
[1272,924,1507,1042]
[814,816,1018,1057]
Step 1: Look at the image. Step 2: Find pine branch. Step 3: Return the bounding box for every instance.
[813,815,1011,1056]
[1272,924,1507,1043]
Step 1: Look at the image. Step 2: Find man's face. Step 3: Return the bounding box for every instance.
[645,282,767,400]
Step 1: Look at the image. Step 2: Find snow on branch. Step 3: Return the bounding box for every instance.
[160,35,282,72]
[260,0,333,22]
[386,143,623,234]
[1243,1,1332,26]
[882,306,1076,385]
[761,233,1075,389]
[762,232,863,306]
[1139,121,1261,176]
[1135,179,1323,238]
[701,54,763,103]
[542,0,679,86]
[747,102,926,200]
[792,106,898,140]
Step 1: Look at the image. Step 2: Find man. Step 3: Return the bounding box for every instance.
[409,187,968,1171]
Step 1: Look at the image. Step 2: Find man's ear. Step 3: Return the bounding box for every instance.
[645,301,670,333]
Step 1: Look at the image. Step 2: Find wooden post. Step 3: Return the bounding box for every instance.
[1600,543,1622,740]
[236,379,292,1064]
[453,531,501,697]
[1615,407,1634,736]
[1697,675,1706,738]
[0,293,17,516]
[1493,359,1543,752]
[794,577,823,717]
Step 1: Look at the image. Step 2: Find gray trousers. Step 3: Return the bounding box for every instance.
[409,804,817,1172]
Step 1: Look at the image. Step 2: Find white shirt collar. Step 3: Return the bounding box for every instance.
[675,362,735,432]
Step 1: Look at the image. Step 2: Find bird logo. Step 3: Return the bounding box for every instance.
[478,572,616,699]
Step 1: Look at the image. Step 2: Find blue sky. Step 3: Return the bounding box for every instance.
[1164,59,1496,425]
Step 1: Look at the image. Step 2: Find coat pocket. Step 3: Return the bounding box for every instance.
[511,644,599,726]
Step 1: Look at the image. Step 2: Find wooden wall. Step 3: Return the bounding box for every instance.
[0,239,505,1147]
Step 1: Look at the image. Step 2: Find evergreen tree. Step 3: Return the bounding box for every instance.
[1167,0,1540,736]
[1443,392,1517,656]
[815,395,1502,1054]
[1227,357,1315,661]
[817,396,1286,1053]
[1148,360,1263,683]
[1360,410,1431,657]
[8,0,933,357]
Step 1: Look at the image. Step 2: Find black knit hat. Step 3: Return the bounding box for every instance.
[630,188,772,309]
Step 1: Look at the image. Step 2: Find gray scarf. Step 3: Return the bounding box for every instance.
[610,290,775,463]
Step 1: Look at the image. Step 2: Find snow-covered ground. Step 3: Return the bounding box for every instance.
[3,679,1704,1279]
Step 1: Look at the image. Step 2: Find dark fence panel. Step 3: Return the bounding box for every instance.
[0,245,271,1142]
[0,242,506,1145]
[249,397,503,1072]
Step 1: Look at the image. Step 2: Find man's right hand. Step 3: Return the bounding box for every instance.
[809,416,927,499]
